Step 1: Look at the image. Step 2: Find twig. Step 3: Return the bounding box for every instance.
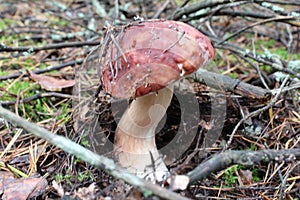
[251,38,270,90]
[0,161,28,178]
[217,16,299,45]
[254,0,300,6]
[207,34,300,79]
[225,75,289,149]
[171,0,300,20]
[108,28,128,63]
[0,54,98,81]
[186,149,300,184]
[0,92,75,106]
[171,0,233,20]
[184,10,275,22]
[0,105,190,200]
[152,0,171,19]
[114,0,119,18]
[279,161,300,200]
[0,41,100,52]
[272,82,300,94]
[233,51,271,90]
[163,31,186,53]
[190,69,271,99]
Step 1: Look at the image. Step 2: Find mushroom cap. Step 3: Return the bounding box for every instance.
[102,19,214,98]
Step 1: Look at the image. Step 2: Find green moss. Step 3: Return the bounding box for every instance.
[0,34,19,44]
[48,15,69,27]
[34,99,49,114]
[0,20,7,31]
[0,77,72,122]
[228,72,239,79]
[0,68,9,76]
[248,168,259,182]
[57,102,71,122]
[77,171,94,182]
[38,63,51,69]
[260,65,273,73]
[8,81,37,97]
[23,58,35,69]
[255,39,276,49]
[0,19,20,45]
[222,165,239,187]
[0,81,47,121]
[174,0,198,6]
[24,98,51,122]
[79,133,91,148]
[55,166,94,186]
[55,172,75,185]
[228,54,238,63]
[0,18,19,31]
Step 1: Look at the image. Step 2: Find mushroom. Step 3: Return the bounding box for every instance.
[101,19,214,181]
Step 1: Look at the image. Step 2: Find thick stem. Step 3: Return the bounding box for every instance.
[114,85,173,180]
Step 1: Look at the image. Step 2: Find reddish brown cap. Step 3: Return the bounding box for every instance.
[102,19,214,98]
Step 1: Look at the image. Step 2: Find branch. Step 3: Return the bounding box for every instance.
[171,0,234,20]
[217,16,300,45]
[0,92,75,106]
[0,41,100,52]
[182,10,275,22]
[190,69,271,99]
[0,59,84,81]
[0,52,100,81]
[0,105,190,200]
[208,35,300,79]
[187,149,300,184]
[171,0,300,20]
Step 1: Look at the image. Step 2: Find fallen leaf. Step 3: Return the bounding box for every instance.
[73,183,98,200]
[0,171,47,200]
[239,169,254,185]
[52,180,64,197]
[166,175,190,191]
[29,72,75,91]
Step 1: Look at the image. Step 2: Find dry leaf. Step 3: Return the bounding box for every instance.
[239,169,254,185]
[73,183,98,200]
[0,171,47,200]
[29,72,75,91]
[52,180,64,197]
[167,175,190,191]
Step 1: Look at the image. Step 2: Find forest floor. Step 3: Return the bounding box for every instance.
[0,0,299,199]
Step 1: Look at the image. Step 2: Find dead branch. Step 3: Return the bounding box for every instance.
[279,161,300,200]
[217,16,300,45]
[171,0,300,20]
[209,35,300,79]
[0,92,75,106]
[0,59,83,81]
[187,149,300,184]
[171,0,234,20]
[190,69,271,99]
[0,41,100,52]
[0,53,99,81]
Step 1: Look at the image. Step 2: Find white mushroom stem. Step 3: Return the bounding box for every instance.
[114,85,173,181]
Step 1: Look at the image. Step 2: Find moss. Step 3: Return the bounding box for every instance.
[255,39,276,49]
[0,18,19,31]
[0,68,9,76]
